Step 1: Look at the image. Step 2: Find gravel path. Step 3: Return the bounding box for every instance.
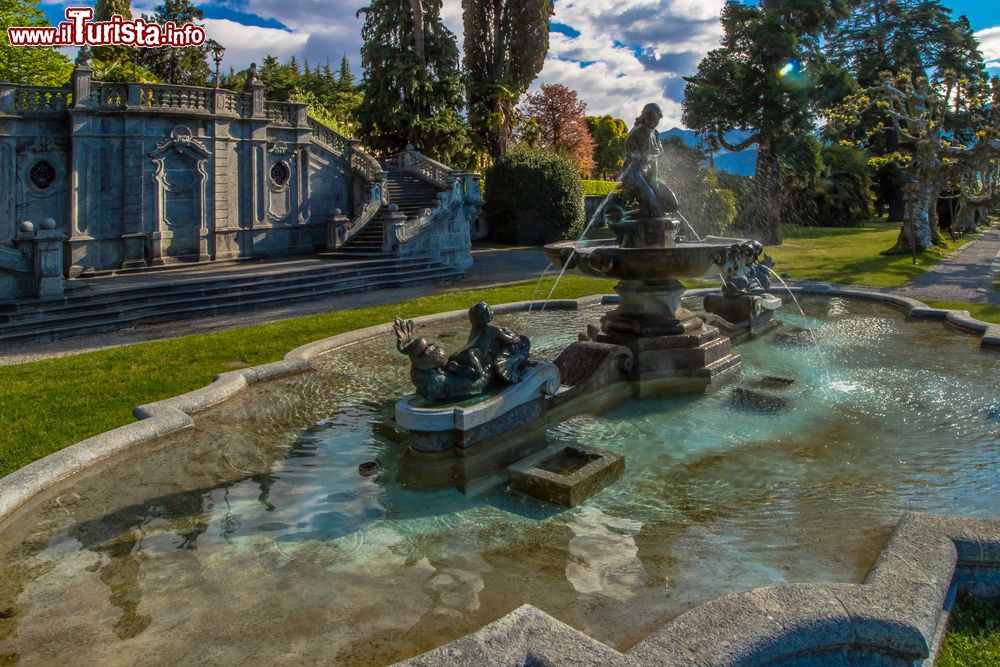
[0,248,553,366]
[893,226,1000,305]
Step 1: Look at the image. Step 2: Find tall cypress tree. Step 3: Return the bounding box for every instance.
[356,0,467,163]
[462,0,553,162]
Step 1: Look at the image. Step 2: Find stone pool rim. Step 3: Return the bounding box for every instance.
[1,285,998,666]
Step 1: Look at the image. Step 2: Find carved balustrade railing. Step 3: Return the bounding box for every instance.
[384,147,458,189]
[10,87,71,114]
[133,83,212,112]
[351,148,383,184]
[392,177,465,246]
[265,101,301,127]
[307,118,350,157]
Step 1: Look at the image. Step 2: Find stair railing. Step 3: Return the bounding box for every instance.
[383,144,460,189]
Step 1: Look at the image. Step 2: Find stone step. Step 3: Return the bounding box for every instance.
[0,255,439,320]
[0,262,464,344]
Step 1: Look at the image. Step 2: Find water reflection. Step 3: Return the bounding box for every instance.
[0,302,997,665]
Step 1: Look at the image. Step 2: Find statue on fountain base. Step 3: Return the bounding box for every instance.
[394,302,532,402]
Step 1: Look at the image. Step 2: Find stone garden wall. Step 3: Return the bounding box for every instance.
[0,62,355,293]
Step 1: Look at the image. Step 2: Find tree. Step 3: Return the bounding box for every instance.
[683,0,854,244]
[0,0,72,85]
[827,1,988,222]
[138,0,212,85]
[356,0,468,163]
[586,115,628,180]
[523,84,595,176]
[462,0,553,162]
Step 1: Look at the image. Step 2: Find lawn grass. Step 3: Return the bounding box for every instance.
[0,222,982,476]
[769,221,974,288]
[922,300,1000,324]
[938,596,1000,667]
[0,275,614,478]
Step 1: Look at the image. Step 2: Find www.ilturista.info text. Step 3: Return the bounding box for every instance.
[7,8,206,47]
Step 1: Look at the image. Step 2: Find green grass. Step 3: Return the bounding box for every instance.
[938,596,1000,667]
[582,180,620,197]
[0,276,614,478]
[769,221,974,288]
[0,221,981,476]
[922,300,1000,324]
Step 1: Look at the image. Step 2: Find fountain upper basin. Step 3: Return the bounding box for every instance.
[544,236,748,281]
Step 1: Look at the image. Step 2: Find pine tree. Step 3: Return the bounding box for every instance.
[462,0,553,161]
[138,0,212,85]
[356,0,468,163]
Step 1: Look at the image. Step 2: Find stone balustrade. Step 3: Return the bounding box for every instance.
[3,86,72,114]
[385,145,460,189]
[351,147,384,183]
[307,118,350,157]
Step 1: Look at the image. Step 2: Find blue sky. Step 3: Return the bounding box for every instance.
[40,0,1000,127]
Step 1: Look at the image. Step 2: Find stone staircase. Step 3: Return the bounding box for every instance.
[0,254,464,345]
[325,171,445,258]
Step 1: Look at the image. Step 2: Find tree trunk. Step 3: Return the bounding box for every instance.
[737,145,783,245]
[409,0,425,64]
[881,180,935,255]
[927,179,943,245]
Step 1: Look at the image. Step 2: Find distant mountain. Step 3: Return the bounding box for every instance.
[658,127,757,177]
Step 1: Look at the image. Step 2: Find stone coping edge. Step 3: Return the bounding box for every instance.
[0,285,997,665]
[0,296,609,523]
[397,512,1000,666]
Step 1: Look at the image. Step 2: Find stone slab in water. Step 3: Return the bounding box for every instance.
[731,386,789,412]
[509,444,625,508]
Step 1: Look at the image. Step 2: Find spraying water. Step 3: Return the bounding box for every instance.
[527,263,556,312]
[538,161,638,312]
[761,264,834,384]
[676,210,703,242]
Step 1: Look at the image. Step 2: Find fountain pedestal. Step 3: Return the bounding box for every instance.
[585,277,741,393]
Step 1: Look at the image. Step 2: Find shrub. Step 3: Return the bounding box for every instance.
[582,180,620,196]
[485,146,585,245]
[814,143,875,227]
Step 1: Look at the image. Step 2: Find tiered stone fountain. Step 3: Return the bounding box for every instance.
[393,103,781,501]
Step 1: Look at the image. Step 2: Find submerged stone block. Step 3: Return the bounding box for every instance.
[509,445,625,508]
[731,386,789,412]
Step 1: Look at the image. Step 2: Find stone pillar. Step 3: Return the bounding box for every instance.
[71,64,93,109]
[384,205,406,254]
[0,82,15,114]
[17,219,66,298]
[249,83,265,119]
[326,209,350,250]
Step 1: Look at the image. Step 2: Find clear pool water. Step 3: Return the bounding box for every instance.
[1,297,998,665]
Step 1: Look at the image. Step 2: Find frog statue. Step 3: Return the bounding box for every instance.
[393,302,532,402]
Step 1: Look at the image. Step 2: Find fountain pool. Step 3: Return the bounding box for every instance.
[0,295,997,665]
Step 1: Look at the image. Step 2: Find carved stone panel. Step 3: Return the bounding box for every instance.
[149,126,211,261]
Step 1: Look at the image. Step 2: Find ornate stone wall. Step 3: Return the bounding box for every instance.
[0,65,352,287]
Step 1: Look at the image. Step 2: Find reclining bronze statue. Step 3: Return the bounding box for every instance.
[394,302,532,402]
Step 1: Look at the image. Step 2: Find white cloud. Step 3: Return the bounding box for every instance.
[533,0,728,126]
[199,0,729,127]
[976,26,1000,70]
[203,18,309,69]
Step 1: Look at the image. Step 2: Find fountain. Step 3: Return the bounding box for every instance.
[391,103,783,500]
[2,105,999,667]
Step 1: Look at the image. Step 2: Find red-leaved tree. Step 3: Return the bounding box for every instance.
[523,83,595,175]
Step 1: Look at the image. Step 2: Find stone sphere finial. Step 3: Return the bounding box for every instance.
[333,208,342,216]
[18,220,35,234]
[39,218,56,230]
[388,203,400,213]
